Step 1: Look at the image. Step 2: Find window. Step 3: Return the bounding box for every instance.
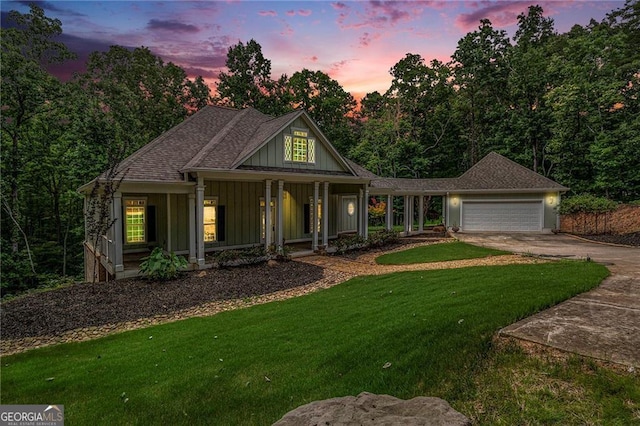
[204,198,217,242]
[284,129,315,164]
[308,197,322,233]
[125,199,146,244]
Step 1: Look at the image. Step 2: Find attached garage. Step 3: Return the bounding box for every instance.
[461,200,543,232]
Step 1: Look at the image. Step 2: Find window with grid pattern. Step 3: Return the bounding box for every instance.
[125,199,146,243]
[204,198,217,242]
[293,136,307,162]
[285,129,316,164]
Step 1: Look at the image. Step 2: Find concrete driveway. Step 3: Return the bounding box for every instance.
[455,233,640,368]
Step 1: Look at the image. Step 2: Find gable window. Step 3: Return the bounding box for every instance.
[284,130,315,164]
[204,198,217,242]
[125,199,146,244]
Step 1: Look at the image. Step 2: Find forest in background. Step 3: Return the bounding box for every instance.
[1,2,639,294]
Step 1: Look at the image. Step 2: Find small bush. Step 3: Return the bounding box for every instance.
[139,247,188,280]
[368,229,400,248]
[209,246,269,267]
[558,194,618,215]
[333,229,399,254]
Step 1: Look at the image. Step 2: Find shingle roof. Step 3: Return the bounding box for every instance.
[100,106,339,183]
[368,152,567,193]
[455,152,568,191]
[110,106,242,182]
[89,105,566,195]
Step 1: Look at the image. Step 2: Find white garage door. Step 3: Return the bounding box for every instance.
[461,201,542,231]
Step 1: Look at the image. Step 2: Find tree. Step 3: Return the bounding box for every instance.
[1,4,75,253]
[78,46,210,153]
[546,4,640,200]
[502,5,556,173]
[216,39,291,116]
[451,19,511,166]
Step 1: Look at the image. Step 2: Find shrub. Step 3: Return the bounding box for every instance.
[333,229,399,254]
[368,229,400,248]
[209,246,269,268]
[558,194,618,215]
[139,247,188,280]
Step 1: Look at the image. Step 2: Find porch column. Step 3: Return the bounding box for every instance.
[277,180,284,252]
[418,195,424,233]
[363,185,369,239]
[322,182,329,248]
[265,180,272,250]
[358,189,364,237]
[113,192,124,273]
[166,194,172,251]
[403,196,409,235]
[386,194,393,231]
[188,193,196,263]
[196,178,205,266]
[313,181,320,251]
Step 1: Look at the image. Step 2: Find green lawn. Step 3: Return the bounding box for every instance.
[2,260,630,425]
[376,240,509,265]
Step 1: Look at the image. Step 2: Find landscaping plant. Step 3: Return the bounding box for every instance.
[138,247,188,280]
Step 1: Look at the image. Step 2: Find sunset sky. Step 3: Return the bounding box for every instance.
[1,1,622,101]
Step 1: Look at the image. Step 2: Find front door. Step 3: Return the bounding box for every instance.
[260,198,276,244]
[340,195,358,233]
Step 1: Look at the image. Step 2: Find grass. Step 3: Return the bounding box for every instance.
[1,260,627,425]
[376,240,509,265]
[458,339,640,424]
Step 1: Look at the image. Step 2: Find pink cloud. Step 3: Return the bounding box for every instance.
[359,31,382,48]
[258,10,277,17]
[286,9,312,17]
[455,1,565,31]
[336,1,424,31]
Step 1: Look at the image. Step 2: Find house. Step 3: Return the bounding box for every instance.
[80,106,567,281]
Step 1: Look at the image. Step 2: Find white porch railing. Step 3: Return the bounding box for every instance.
[99,235,115,271]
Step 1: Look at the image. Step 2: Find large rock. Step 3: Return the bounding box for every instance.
[273,391,471,426]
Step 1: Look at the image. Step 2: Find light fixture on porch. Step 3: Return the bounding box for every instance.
[547,195,555,206]
[451,196,459,206]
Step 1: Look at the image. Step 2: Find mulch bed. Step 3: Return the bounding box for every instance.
[578,231,640,247]
[1,260,324,340]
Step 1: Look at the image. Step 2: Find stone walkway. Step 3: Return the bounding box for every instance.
[1,238,540,356]
[456,233,640,368]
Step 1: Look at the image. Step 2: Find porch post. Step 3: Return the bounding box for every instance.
[166,194,172,251]
[363,185,369,239]
[418,195,424,233]
[403,195,409,235]
[277,180,284,252]
[358,189,364,237]
[113,192,124,273]
[322,182,329,248]
[188,193,196,263]
[313,181,320,251]
[196,178,205,266]
[386,194,393,231]
[265,180,272,250]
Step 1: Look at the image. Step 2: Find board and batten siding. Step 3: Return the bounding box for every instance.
[205,180,264,248]
[242,117,347,172]
[169,194,190,252]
